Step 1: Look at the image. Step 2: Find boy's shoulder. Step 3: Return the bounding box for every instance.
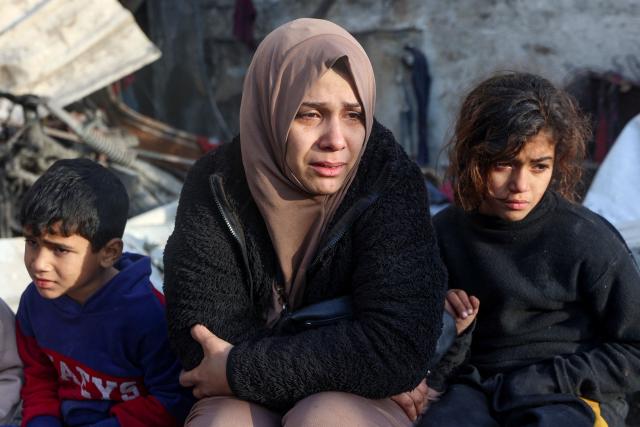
[104,253,166,323]
[117,282,167,325]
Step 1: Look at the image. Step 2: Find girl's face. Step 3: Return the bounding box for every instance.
[479,131,555,222]
[285,68,366,195]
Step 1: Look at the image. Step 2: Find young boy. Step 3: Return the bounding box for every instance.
[421,73,640,427]
[15,158,193,427]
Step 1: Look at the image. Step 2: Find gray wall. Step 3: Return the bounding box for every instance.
[186,0,640,169]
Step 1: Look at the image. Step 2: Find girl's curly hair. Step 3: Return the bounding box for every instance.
[446,72,591,211]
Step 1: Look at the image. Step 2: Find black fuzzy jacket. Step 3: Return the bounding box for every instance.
[163,121,447,409]
[434,191,640,405]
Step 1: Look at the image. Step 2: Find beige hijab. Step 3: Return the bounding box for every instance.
[239,18,376,318]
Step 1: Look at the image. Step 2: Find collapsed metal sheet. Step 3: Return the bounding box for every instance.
[0,0,160,106]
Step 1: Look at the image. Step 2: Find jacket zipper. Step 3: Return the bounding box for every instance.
[307,192,381,272]
[209,174,255,308]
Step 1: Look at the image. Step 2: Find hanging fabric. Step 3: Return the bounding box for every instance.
[404,45,431,165]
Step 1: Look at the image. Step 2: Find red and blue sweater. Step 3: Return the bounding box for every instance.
[16,252,194,427]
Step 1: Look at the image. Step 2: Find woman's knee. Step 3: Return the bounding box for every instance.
[283,391,412,427]
[185,396,280,427]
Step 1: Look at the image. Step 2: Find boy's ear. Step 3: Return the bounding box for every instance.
[99,238,124,268]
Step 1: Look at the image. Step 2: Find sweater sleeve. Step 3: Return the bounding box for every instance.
[0,299,22,425]
[163,150,267,371]
[108,297,194,427]
[427,321,475,392]
[226,162,447,408]
[15,316,62,427]
[497,239,640,403]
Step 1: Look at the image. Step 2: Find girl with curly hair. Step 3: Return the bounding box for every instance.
[422,72,640,427]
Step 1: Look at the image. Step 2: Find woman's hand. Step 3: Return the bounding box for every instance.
[179,324,234,398]
[390,378,430,422]
[444,289,480,335]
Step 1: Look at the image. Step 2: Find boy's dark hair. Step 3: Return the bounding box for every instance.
[20,158,129,251]
[446,72,591,211]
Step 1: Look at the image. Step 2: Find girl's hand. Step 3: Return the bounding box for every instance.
[179,324,234,398]
[444,289,480,335]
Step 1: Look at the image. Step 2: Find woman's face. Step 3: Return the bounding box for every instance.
[285,68,366,195]
[479,130,555,221]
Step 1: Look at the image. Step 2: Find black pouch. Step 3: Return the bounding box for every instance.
[275,296,353,334]
[275,295,456,369]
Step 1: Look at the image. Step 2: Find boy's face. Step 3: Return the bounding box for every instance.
[479,131,555,222]
[23,222,119,304]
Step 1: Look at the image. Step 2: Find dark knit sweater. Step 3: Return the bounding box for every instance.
[433,191,640,402]
[163,121,447,409]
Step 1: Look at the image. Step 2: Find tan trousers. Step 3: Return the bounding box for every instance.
[185,392,414,427]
